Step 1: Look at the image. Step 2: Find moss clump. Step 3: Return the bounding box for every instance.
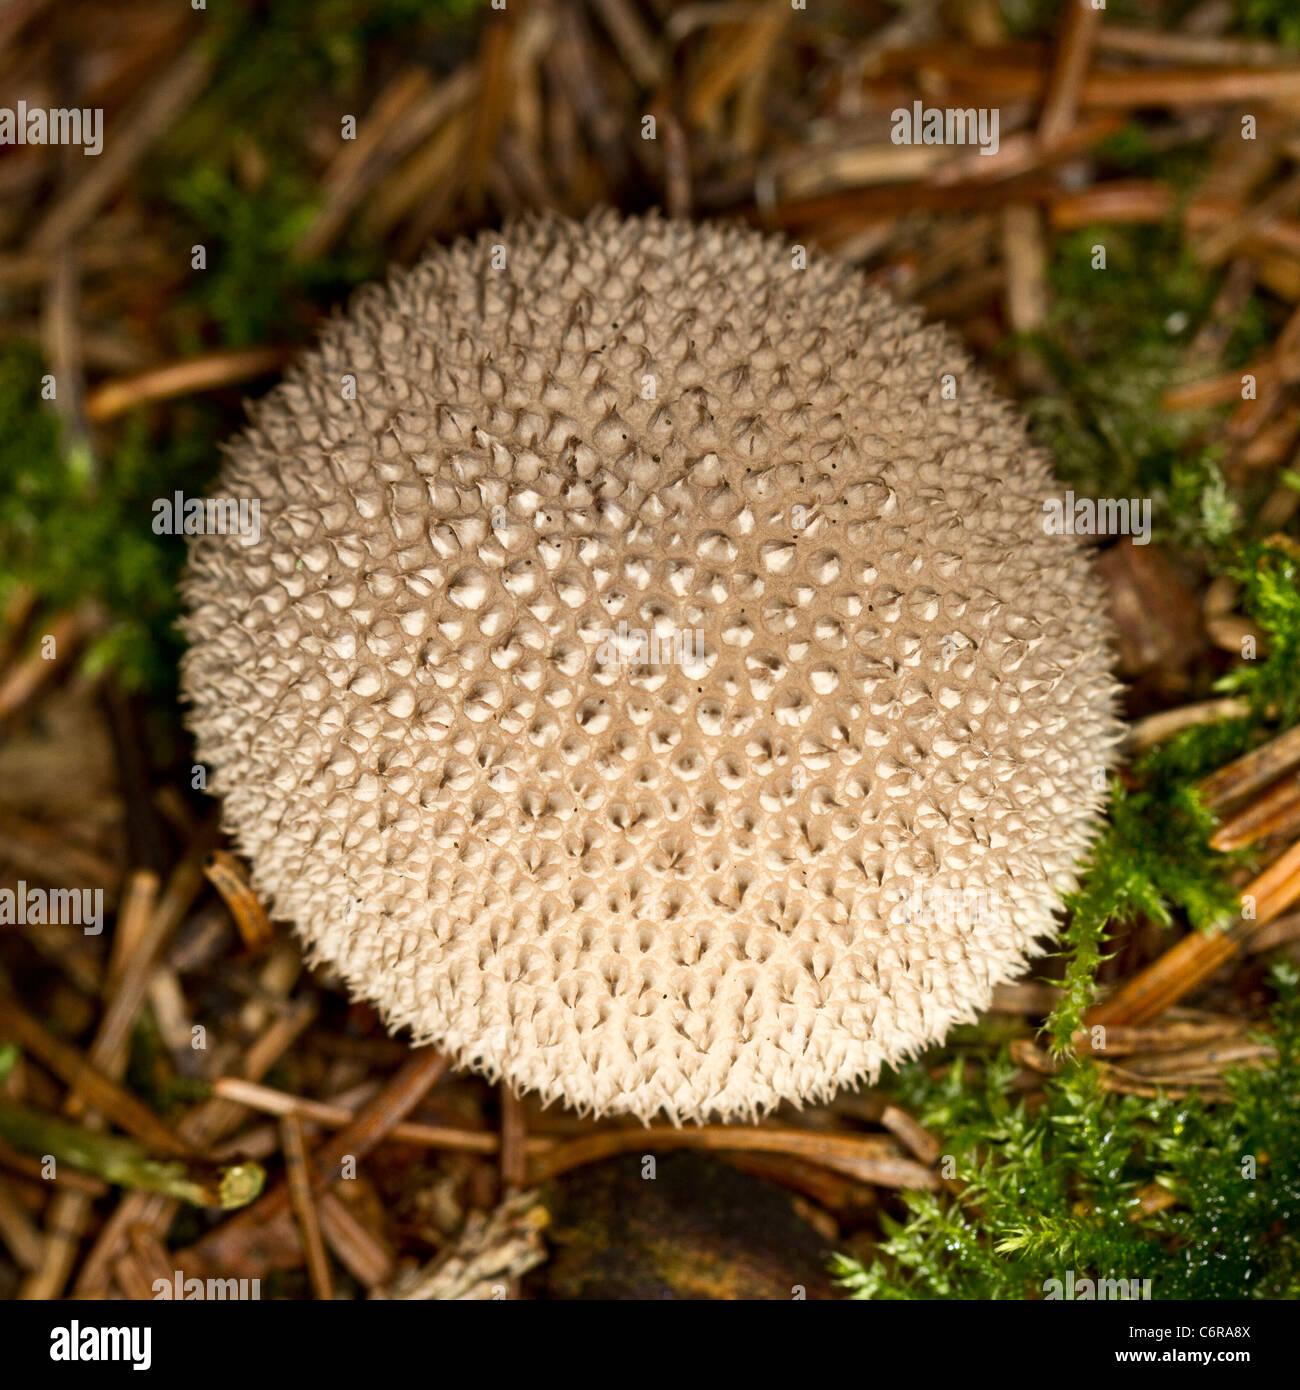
[1023,226,1252,549]
[1047,542,1300,1047]
[1239,0,1300,47]
[160,164,378,349]
[184,0,486,158]
[1218,542,1300,727]
[0,343,202,690]
[138,1,488,351]
[1046,742,1246,1055]
[835,968,1300,1300]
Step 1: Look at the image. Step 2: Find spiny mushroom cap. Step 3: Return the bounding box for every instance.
[182,210,1120,1124]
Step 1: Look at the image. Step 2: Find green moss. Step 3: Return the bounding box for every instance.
[1089,122,1214,191]
[139,0,487,352]
[160,163,377,349]
[1238,0,1300,47]
[0,343,204,691]
[1048,542,1300,1047]
[1056,757,1237,1050]
[182,0,486,158]
[1023,226,1248,548]
[836,968,1300,1300]
[1217,542,1300,727]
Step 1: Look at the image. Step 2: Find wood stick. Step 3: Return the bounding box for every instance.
[720,1149,876,1214]
[1124,699,1250,753]
[879,1104,942,1166]
[293,67,433,260]
[185,1050,451,1264]
[1197,170,1300,268]
[1211,771,1300,850]
[869,46,1300,108]
[499,1084,527,1195]
[1247,909,1300,953]
[1163,366,1290,412]
[31,44,212,251]
[0,583,38,673]
[0,804,119,892]
[467,15,514,214]
[1088,838,1300,1027]
[317,1190,395,1291]
[43,237,88,455]
[73,1002,315,1297]
[105,870,159,1005]
[687,4,788,133]
[19,1186,95,1300]
[280,1115,333,1300]
[1050,179,1179,227]
[0,997,190,1157]
[1199,723,1300,810]
[125,1225,176,1294]
[0,607,101,727]
[210,1076,501,1154]
[89,814,219,1071]
[588,0,665,89]
[1251,835,1300,922]
[111,1248,156,1301]
[1096,26,1287,67]
[203,850,274,954]
[525,1124,939,1189]
[1098,1067,1228,1101]
[1119,1040,1275,1077]
[1038,0,1102,148]
[84,346,290,422]
[1076,1018,1247,1056]
[0,1169,45,1270]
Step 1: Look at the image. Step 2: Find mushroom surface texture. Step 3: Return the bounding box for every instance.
[181,210,1122,1124]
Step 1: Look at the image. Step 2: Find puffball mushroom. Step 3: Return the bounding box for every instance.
[181,210,1121,1123]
